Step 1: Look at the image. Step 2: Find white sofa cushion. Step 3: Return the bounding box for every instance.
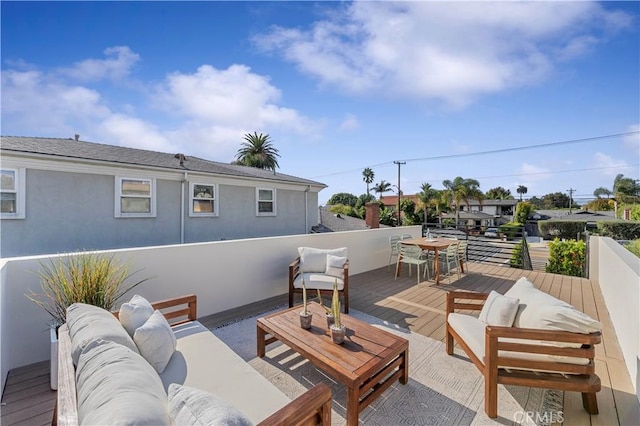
[505,277,602,335]
[168,383,253,426]
[298,247,348,273]
[160,321,291,424]
[293,272,344,291]
[325,254,347,279]
[134,310,177,374]
[119,294,154,336]
[447,312,589,373]
[66,303,139,366]
[479,291,519,326]
[76,339,170,425]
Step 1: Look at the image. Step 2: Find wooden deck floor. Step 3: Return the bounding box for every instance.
[2,262,638,425]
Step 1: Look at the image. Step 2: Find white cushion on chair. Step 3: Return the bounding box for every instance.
[298,247,348,273]
[478,291,519,327]
[294,273,344,291]
[325,254,347,279]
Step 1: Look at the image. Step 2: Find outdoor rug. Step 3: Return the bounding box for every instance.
[211,309,563,426]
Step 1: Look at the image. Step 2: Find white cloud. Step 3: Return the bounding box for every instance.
[339,114,359,131]
[593,152,629,176]
[623,124,640,156]
[517,163,552,182]
[254,1,631,107]
[59,46,140,82]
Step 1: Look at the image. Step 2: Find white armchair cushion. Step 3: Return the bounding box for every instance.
[119,294,154,336]
[298,247,348,273]
[134,310,177,374]
[66,303,139,366]
[325,254,347,279]
[293,273,344,291]
[168,384,253,426]
[76,339,170,425]
[478,291,519,326]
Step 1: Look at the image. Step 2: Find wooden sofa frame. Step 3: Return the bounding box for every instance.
[55,294,332,426]
[445,291,601,419]
[289,257,349,313]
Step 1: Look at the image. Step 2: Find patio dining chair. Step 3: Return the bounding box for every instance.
[438,241,461,283]
[456,240,468,273]
[388,235,402,271]
[401,234,413,240]
[395,243,430,285]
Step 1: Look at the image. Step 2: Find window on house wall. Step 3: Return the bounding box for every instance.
[1,168,25,219]
[190,183,217,216]
[256,188,276,216]
[115,177,156,217]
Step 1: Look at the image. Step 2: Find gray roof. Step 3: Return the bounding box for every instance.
[1,136,325,187]
[441,211,495,220]
[466,198,518,206]
[313,206,388,233]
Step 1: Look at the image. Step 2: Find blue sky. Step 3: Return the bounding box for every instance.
[2,1,638,205]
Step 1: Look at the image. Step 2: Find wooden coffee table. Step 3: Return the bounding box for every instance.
[257,302,409,425]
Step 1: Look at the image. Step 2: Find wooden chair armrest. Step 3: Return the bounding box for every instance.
[257,383,332,426]
[112,294,197,326]
[57,324,78,426]
[446,291,489,314]
[289,257,301,270]
[486,326,602,346]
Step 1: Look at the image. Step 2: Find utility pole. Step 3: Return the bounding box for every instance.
[394,161,406,227]
[567,188,575,214]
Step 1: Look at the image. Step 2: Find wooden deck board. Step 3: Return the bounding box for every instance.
[2,262,636,426]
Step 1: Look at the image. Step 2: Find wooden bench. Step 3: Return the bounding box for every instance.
[446,291,601,418]
[55,294,331,426]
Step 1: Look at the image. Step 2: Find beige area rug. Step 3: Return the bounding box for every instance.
[211,309,563,426]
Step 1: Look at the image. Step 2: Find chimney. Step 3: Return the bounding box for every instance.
[365,202,380,229]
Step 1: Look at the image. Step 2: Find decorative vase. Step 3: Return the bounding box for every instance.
[299,312,313,329]
[325,313,335,329]
[330,325,346,344]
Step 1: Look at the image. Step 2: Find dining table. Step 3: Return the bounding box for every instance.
[400,237,462,284]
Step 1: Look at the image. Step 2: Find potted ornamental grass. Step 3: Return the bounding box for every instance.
[298,277,313,329]
[330,279,346,344]
[26,251,151,389]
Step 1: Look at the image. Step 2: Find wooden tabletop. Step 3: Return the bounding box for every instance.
[257,302,408,386]
[401,237,456,250]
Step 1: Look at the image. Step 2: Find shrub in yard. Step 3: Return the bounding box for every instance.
[538,221,586,240]
[595,221,640,240]
[623,240,640,258]
[546,238,586,277]
[499,222,522,239]
[510,241,524,268]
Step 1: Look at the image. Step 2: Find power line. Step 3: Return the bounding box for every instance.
[310,131,639,179]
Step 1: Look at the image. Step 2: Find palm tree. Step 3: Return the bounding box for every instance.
[416,183,436,223]
[362,168,375,196]
[372,180,392,199]
[516,185,528,201]
[234,132,281,173]
[485,186,513,200]
[442,176,483,225]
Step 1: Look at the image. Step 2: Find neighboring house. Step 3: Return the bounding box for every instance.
[458,199,518,225]
[311,206,389,233]
[379,194,420,211]
[0,136,326,257]
[440,211,496,228]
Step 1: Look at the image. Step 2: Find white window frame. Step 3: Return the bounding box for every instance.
[256,187,276,216]
[189,182,218,217]
[115,177,156,218]
[0,168,26,219]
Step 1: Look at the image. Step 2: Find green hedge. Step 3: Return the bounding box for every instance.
[595,221,640,240]
[538,221,586,240]
[509,241,524,268]
[546,238,586,277]
[499,222,523,239]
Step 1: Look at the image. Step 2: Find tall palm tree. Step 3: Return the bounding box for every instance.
[516,185,528,201]
[362,168,375,196]
[416,182,436,223]
[234,132,281,173]
[442,176,483,225]
[372,180,392,199]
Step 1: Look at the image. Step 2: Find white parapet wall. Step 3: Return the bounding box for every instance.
[589,236,640,404]
[0,226,420,393]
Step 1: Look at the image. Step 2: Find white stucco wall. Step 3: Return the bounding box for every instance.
[589,236,640,404]
[0,226,420,393]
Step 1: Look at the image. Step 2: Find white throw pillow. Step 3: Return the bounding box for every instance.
[325,254,347,279]
[298,247,348,273]
[134,310,177,374]
[119,294,154,336]
[478,291,520,326]
[76,339,170,425]
[66,303,139,366]
[168,383,253,426]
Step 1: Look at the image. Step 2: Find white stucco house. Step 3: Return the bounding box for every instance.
[0,136,326,257]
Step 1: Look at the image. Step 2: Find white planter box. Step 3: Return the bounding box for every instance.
[50,326,58,390]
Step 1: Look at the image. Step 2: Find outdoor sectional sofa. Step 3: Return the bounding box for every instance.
[56,294,331,425]
[446,277,602,418]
